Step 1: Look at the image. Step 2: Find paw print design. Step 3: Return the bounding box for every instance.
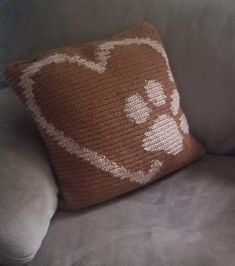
[125,80,189,157]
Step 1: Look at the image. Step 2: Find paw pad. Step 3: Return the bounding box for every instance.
[125,80,189,156]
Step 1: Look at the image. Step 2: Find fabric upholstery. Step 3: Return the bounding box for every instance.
[5,22,204,210]
[0,87,58,266]
[148,0,235,155]
[30,155,235,266]
[0,0,235,154]
[0,1,235,265]
[0,69,5,88]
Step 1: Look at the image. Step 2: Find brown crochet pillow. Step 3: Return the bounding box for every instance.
[5,22,205,210]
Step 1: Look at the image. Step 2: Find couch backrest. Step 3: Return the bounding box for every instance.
[1,0,235,155]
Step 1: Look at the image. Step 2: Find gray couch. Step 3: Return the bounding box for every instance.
[0,0,235,265]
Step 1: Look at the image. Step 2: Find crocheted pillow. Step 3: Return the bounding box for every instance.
[5,22,205,210]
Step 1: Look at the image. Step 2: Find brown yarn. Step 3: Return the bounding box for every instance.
[5,22,205,210]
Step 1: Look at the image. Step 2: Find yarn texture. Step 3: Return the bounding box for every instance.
[5,22,205,210]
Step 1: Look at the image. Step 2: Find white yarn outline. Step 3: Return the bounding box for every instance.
[19,38,174,184]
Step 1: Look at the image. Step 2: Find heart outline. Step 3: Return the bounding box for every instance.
[19,37,173,184]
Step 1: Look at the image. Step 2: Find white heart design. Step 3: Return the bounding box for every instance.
[19,38,173,184]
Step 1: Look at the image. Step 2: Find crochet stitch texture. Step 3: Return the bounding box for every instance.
[5,23,205,210]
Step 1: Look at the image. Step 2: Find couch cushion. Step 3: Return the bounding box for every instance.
[30,155,235,266]
[148,0,235,155]
[0,87,58,266]
[0,0,235,154]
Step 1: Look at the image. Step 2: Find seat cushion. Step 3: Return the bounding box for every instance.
[0,87,58,266]
[30,154,235,266]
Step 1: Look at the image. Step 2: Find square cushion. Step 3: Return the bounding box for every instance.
[0,87,58,266]
[5,22,204,210]
[30,155,235,266]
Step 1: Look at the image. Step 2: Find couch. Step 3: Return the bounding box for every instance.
[0,0,235,265]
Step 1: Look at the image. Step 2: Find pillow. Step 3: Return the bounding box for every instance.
[5,22,205,210]
[0,87,58,265]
